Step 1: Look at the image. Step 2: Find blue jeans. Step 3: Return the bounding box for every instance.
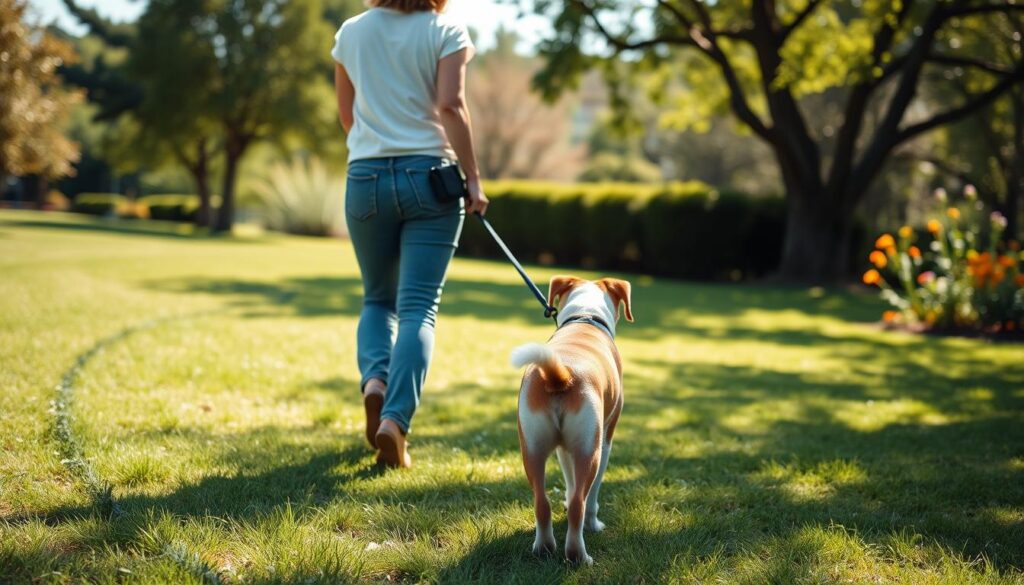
[345,155,465,433]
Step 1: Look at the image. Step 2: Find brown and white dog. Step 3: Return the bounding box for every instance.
[511,275,632,565]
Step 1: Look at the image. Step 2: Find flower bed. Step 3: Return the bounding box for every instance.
[864,186,1023,338]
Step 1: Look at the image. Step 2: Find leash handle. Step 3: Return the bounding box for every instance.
[474,213,558,323]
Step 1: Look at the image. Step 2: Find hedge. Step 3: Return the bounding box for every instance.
[72,193,129,217]
[461,181,787,280]
[139,194,204,222]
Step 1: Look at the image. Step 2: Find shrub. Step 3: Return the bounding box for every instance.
[72,193,128,217]
[252,157,346,237]
[864,186,1023,334]
[140,194,203,223]
[461,180,786,280]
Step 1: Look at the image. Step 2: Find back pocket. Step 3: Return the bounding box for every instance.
[406,168,458,214]
[345,173,378,221]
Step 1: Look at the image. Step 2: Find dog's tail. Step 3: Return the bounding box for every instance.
[510,343,572,390]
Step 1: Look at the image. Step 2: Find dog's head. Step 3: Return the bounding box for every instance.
[548,275,633,333]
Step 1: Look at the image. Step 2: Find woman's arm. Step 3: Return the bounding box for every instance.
[437,48,488,215]
[335,63,355,134]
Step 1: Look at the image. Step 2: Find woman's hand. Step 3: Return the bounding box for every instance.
[466,178,489,216]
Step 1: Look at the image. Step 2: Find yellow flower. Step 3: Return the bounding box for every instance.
[875,234,895,249]
[899,225,913,239]
[947,207,961,220]
[862,269,882,286]
[869,250,888,268]
[927,220,942,234]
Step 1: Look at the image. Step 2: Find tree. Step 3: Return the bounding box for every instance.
[468,29,583,180]
[130,0,334,233]
[0,0,82,202]
[59,0,338,231]
[523,0,1024,282]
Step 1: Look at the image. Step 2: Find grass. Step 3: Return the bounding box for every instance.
[1,209,1022,584]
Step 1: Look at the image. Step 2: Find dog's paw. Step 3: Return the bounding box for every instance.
[532,539,557,557]
[584,517,605,532]
[565,549,594,567]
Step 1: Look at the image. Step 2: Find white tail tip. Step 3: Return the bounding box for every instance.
[510,343,554,369]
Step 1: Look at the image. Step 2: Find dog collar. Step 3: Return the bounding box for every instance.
[559,314,615,339]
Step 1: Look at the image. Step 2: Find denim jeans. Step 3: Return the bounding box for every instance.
[345,155,465,433]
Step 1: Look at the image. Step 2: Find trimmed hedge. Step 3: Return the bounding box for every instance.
[461,181,786,280]
[72,193,129,217]
[139,194,201,222]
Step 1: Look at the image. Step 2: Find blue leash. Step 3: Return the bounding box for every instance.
[474,212,558,324]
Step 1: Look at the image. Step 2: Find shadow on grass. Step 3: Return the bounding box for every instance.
[18,348,1023,581]
[0,215,269,243]
[143,271,885,336]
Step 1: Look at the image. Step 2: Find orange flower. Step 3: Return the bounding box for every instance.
[908,246,921,259]
[967,250,979,262]
[947,208,961,220]
[875,234,895,249]
[998,255,1015,268]
[917,271,935,285]
[1016,275,1024,287]
[899,225,913,239]
[882,310,899,323]
[862,269,882,286]
[927,220,942,234]
[992,268,1006,285]
[869,250,888,268]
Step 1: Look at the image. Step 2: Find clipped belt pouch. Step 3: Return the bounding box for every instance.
[428,162,469,203]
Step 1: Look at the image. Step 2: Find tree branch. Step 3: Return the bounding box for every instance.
[780,0,824,41]
[945,4,1024,18]
[897,64,1024,144]
[571,0,694,50]
[60,0,133,47]
[926,53,1014,75]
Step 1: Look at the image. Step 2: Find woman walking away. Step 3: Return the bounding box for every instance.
[332,0,488,468]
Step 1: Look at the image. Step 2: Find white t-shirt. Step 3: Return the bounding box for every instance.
[331,9,475,162]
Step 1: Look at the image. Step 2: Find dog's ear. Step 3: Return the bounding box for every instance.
[548,275,580,308]
[599,278,633,322]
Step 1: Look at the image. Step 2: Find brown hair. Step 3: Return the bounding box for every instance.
[367,0,448,12]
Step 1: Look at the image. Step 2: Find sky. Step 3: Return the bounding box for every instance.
[26,0,552,52]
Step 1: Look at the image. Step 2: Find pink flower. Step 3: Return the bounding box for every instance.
[991,212,1008,229]
[933,187,948,202]
[964,184,978,200]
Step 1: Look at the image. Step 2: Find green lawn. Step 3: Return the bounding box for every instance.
[1,209,1023,584]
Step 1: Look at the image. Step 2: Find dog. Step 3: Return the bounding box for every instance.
[510,275,632,565]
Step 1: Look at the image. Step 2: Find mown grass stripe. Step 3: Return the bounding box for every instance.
[50,313,223,584]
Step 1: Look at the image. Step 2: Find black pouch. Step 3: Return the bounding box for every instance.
[428,162,469,203]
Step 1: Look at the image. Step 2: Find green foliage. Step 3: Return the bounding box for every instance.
[139,194,209,223]
[578,152,663,183]
[72,193,128,216]
[251,157,345,238]
[462,181,785,279]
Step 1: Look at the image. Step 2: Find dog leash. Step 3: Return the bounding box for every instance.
[473,212,558,324]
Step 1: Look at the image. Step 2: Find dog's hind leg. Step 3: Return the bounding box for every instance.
[556,446,575,508]
[584,440,610,532]
[518,406,557,557]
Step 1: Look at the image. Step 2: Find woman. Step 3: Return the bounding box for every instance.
[332,0,487,468]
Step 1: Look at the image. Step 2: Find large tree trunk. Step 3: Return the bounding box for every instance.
[213,133,247,234]
[1008,89,1023,243]
[192,139,212,228]
[213,151,238,234]
[777,190,854,283]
